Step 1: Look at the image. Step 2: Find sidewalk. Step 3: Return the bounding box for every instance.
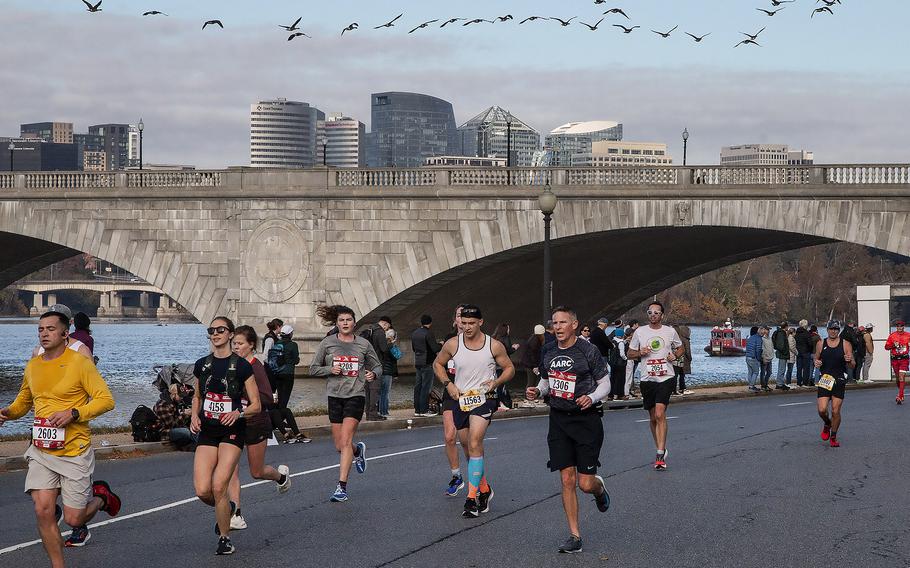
[0,381,893,472]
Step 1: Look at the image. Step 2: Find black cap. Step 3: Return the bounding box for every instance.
[460,305,483,319]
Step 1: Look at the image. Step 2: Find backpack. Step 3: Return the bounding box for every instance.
[129,405,161,442]
[608,340,625,369]
[267,342,287,375]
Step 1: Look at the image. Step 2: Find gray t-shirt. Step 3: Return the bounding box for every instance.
[309,335,383,399]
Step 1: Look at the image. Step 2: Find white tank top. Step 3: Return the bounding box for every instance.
[451,334,497,392]
[37,339,85,356]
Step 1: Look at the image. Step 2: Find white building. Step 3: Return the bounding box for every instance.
[127,125,140,168]
[424,155,507,167]
[574,140,673,167]
[720,144,814,166]
[250,98,325,168]
[322,114,365,168]
[543,121,623,166]
[456,106,540,167]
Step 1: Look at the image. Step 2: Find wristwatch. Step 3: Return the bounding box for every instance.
[238,409,245,418]
[442,380,452,387]
[71,408,80,422]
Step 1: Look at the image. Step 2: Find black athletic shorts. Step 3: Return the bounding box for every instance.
[244,418,272,445]
[197,423,245,449]
[450,398,498,430]
[547,408,604,473]
[328,396,366,424]
[818,380,847,400]
[641,379,674,410]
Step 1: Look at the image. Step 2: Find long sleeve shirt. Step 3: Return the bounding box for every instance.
[7,349,115,457]
[309,335,383,399]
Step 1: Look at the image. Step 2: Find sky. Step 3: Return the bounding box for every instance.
[1,0,908,168]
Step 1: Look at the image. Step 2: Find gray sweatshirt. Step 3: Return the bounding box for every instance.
[309,335,383,399]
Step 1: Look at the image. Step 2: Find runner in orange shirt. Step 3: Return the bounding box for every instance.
[884,320,910,404]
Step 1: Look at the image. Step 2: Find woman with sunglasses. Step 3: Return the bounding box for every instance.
[310,305,383,502]
[579,326,592,342]
[190,317,260,556]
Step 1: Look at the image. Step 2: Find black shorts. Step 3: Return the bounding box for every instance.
[328,396,365,424]
[547,409,604,473]
[641,379,675,410]
[818,380,847,400]
[450,398,498,431]
[244,418,272,445]
[197,424,245,449]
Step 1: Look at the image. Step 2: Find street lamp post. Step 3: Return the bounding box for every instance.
[137,118,144,170]
[506,119,512,168]
[7,143,13,172]
[682,127,689,166]
[538,185,558,323]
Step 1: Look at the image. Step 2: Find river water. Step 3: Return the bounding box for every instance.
[0,323,754,435]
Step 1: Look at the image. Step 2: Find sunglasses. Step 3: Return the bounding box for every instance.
[207,326,231,336]
[647,311,662,316]
[582,329,591,332]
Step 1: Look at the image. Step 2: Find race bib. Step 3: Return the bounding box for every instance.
[334,355,360,378]
[447,360,456,377]
[548,370,577,400]
[204,392,231,419]
[32,418,65,450]
[645,358,670,377]
[817,374,835,391]
[459,389,486,412]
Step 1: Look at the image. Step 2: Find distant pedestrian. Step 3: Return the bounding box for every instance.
[809,325,822,385]
[860,323,875,382]
[772,322,791,390]
[71,312,95,355]
[841,322,861,382]
[589,317,612,362]
[544,320,557,345]
[493,323,520,409]
[359,318,391,421]
[377,316,398,418]
[746,326,762,392]
[786,327,797,384]
[624,320,641,397]
[853,325,867,383]
[518,325,546,393]
[579,325,592,342]
[760,326,774,391]
[794,320,814,387]
[607,327,627,400]
[272,325,300,412]
[262,318,282,360]
[410,314,439,417]
[673,324,693,395]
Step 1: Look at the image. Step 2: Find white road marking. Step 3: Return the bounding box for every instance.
[778,402,813,407]
[635,416,678,423]
[0,440,463,556]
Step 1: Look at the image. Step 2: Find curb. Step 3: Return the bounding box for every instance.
[0,381,894,473]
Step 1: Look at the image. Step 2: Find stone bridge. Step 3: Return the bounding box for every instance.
[1,165,909,352]
[13,279,181,318]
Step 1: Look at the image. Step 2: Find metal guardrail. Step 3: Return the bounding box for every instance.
[0,165,908,190]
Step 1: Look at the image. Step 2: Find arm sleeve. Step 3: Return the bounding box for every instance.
[309,341,332,377]
[6,368,35,420]
[588,377,611,403]
[536,377,550,397]
[75,359,115,422]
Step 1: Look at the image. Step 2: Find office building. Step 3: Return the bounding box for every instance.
[74,133,106,171]
[456,106,540,167]
[250,98,324,168]
[720,144,814,166]
[368,92,458,167]
[20,122,74,144]
[88,124,130,170]
[544,121,623,166]
[573,141,673,166]
[424,155,507,167]
[127,124,141,168]
[323,113,366,168]
[1,138,77,171]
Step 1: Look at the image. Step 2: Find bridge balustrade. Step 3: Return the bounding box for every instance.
[826,165,910,184]
[336,169,438,187]
[125,171,222,188]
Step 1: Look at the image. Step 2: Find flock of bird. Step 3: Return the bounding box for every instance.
[79,0,845,48]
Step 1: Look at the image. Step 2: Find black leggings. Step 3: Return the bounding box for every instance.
[269,407,300,436]
[674,367,686,392]
[276,375,294,410]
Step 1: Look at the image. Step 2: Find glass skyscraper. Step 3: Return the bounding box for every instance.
[456,106,540,167]
[368,92,457,167]
[544,121,623,166]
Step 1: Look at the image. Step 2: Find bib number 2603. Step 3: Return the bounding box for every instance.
[32,418,65,450]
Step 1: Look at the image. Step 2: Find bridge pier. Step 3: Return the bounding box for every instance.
[28,292,44,316]
[156,294,183,319]
[98,291,124,318]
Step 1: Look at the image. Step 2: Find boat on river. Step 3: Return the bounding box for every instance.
[704,320,747,356]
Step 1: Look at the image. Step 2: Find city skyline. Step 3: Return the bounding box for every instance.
[2,1,908,168]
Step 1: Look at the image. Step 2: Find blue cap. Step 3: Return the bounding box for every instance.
[614,328,625,338]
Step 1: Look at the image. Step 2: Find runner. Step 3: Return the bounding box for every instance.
[525,306,611,554]
[627,301,683,470]
[884,320,910,404]
[30,304,94,362]
[309,305,383,502]
[0,309,118,567]
[433,304,515,518]
[225,325,291,530]
[190,316,261,556]
[440,304,468,496]
[814,320,854,447]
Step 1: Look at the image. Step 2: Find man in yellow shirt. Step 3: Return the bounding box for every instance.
[0,310,118,567]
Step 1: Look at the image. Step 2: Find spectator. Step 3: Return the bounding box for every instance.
[772,322,791,390]
[71,312,95,355]
[517,324,546,397]
[608,328,627,400]
[624,320,641,397]
[544,320,557,345]
[411,314,439,417]
[360,318,392,421]
[842,322,861,382]
[579,325,592,341]
[153,383,195,450]
[493,323,520,409]
[787,327,797,385]
[262,318,283,359]
[759,326,774,391]
[746,326,762,392]
[377,316,398,418]
[809,325,822,385]
[794,319,814,387]
[273,325,300,412]
[860,323,875,382]
[673,324,693,395]
[589,317,612,361]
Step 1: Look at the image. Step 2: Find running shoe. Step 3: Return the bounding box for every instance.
[593,475,610,513]
[748,386,760,392]
[277,465,291,494]
[64,525,91,547]
[445,474,465,497]
[296,434,312,444]
[462,497,479,518]
[558,535,583,554]
[230,512,247,530]
[654,450,668,471]
[682,389,694,395]
[897,396,904,405]
[829,436,840,448]
[215,536,235,556]
[92,480,122,516]
[821,424,831,441]
[423,411,438,417]
[331,484,348,502]
[478,487,494,513]
[354,441,367,474]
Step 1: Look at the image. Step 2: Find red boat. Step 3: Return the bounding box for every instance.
[704,320,747,356]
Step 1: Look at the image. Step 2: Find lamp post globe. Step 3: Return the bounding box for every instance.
[539,185,558,322]
[137,118,144,170]
[682,127,689,166]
